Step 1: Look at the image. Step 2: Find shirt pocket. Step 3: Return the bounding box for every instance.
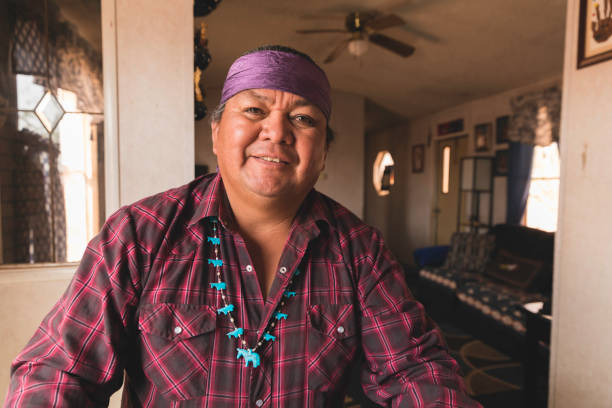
[137,303,216,401]
[307,303,360,393]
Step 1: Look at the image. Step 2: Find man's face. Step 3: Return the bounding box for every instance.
[211,88,328,202]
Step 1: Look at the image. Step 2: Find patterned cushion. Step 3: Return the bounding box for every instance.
[444,232,472,270]
[419,267,480,290]
[456,280,548,334]
[444,232,494,273]
[470,233,495,273]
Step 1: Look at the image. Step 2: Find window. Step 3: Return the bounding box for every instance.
[442,146,451,194]
[373,151,395,196]
[525,142,560,232]
[0,0,104,264]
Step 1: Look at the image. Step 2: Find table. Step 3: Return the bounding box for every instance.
[523,301,551,408]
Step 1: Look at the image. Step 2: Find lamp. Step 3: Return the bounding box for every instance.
[348,37,368,57]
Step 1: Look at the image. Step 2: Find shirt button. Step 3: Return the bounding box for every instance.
[174,326,183,334]
[246,265,253,272]
[279,266,287,274]
[336,326,345,334]
[255,399,263,407]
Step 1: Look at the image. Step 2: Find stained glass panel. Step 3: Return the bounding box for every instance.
[0,0,103,264]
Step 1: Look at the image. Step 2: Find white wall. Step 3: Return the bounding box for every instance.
[106,0,194,210]
[316,91,365,218]
[549,0,612,406]
[0,266,75,402]
[195,89,365,218]
[0,1,194,406]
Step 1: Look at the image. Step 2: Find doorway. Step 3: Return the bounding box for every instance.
[433,136,468,245]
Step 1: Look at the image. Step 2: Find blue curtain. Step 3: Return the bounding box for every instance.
[506,141,534,225]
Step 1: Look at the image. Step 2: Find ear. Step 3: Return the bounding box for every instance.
[211,120,219,156]
[320,148,328,172]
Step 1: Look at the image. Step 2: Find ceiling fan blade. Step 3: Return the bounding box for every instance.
[296,29,347,34]
[368,33,415,57]
[364,13,405,30]
[400,24,441,43]
[324,38,351,64]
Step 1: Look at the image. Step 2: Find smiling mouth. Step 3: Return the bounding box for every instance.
[254,156,289,164]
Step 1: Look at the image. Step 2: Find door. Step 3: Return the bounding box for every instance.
[433,136,467,245]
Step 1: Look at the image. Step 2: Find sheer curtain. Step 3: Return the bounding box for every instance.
[506,86,561,225]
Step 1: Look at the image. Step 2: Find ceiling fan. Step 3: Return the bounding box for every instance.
[296,11,415,63]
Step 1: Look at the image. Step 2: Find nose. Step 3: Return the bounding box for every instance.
[260,112,294,144]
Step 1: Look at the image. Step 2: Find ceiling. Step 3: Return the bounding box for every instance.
[197,0,567,120]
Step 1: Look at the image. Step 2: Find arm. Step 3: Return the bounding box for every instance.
[4,207,145,407]
[354,229,481,408]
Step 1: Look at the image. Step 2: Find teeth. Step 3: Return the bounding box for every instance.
[261,157,281,163]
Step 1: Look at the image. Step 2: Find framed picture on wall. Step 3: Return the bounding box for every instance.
[495,149,509,176]
[412,144,425,173]
[437,118,464,136]
[474,123,492,152]
[496,115,510,144]
[578,0,612,68]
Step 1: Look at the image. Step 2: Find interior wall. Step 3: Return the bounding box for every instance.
[364,126,407,259]
[316,91,365,218]
[113,0,194,206]
[0,267,75,402]
[366,75,561,265]
[195,89,365,218]
[549,0,612,406]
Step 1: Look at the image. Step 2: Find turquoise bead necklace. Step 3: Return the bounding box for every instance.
[207,219,299,368]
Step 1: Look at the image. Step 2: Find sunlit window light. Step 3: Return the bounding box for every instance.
[525,142,560,232]
[373,151,395,197]
[57,89,99,262]
[442,146,451,194]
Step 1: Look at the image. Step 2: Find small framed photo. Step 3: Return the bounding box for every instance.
[495,115,510,144]
[578,0,612,68]
[437,118,464,136]
[412,144,425,173]
[495,149,509,176]
[474,123,492,152]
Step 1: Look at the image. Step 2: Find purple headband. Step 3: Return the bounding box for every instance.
[220,50,332,120]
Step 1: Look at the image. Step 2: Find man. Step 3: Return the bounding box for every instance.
[5,45,481,407]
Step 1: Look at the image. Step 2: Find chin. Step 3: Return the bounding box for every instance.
[245,180,312,200]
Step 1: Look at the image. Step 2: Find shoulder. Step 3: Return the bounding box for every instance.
[312,191,384,252]
[107,174,216,237]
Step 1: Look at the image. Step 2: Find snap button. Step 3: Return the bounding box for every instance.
[279,266,287,274]
[174,326,183,334]
[336,325,345,334]
[255,399,263,407]
[246,265,253,272]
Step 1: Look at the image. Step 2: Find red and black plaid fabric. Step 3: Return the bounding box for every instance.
[6,173,480,407]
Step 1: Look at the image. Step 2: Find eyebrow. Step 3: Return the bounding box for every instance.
[245,90,315,109]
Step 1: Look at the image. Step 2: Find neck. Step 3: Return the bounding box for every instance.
[223,186,308,240]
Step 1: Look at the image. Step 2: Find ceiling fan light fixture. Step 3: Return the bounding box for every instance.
[348,38,368,57]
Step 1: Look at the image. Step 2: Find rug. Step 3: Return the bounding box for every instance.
[443,323,524,407]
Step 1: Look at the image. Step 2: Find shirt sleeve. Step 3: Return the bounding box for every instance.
[4,207,145,408]
[353,228,482,408]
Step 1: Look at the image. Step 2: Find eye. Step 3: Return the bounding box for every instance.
[244,106,264,116]
[292,114,316,127]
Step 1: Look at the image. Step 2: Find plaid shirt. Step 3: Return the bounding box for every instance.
[6,173,480,408]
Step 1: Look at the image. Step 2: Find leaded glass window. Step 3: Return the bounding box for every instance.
[0,0,104,264]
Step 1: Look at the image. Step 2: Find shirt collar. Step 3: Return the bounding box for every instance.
[187,172,225,228]
[187,172,331,235]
